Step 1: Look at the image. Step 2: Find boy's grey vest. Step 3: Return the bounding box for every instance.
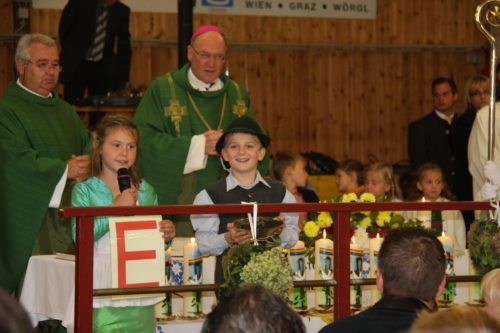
[205,178,286,283]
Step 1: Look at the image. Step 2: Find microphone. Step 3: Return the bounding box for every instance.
[117,168,131,193]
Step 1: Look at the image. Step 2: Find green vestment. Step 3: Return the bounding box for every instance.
[134,64,269,236]
[0,82,92,292]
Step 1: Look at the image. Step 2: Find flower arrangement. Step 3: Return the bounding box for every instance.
[221,241,293,298]
[301,212,333,265]
[336,192,422,238]
[468,219,500,275]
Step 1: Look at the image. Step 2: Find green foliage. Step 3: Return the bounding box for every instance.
[468,219,500,275]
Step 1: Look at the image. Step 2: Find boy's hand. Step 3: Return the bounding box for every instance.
[225,222,252,244]
[114,188,137,206]
[272,216,285,236]
[159,219,176,241]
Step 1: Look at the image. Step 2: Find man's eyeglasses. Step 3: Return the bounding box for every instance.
[191,46,225,62]
[26,60,62,72]
[469,89,490,97]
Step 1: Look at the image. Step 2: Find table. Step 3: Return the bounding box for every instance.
[20,255,76,333]
[19,255,328,333]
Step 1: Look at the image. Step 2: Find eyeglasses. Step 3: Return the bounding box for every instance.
[470,89,490,97]
[26,60,62,72]
[191,46,226,62]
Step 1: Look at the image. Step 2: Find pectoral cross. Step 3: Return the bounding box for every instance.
[232,99,248,117]
[164,100,187,136]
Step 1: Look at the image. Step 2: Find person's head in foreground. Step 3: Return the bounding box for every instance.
[409,305,500,333]
[201,284,305,333]
[378,227,446,309]
[0,288,33,333]
[481,268,500,320]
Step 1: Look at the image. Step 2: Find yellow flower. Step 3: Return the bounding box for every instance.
[317,212,333,228]
[359,192,376,203]
[376,211,392,227]
[341,193,358,202]
[304,221,320,238]
[360,216,372,228]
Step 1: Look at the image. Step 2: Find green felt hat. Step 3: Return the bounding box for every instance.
[216,116,270,154]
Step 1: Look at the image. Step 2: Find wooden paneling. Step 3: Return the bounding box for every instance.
[0,0,488,165]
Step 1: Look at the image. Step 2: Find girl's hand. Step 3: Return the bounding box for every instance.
[114,188,137,206]
[159,219,176,241]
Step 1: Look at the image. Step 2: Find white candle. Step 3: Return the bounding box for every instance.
[183,237,202,315]
[289,240,306,281]
[315,230,334,308]
[417,197,432,229]
[288,240,307,310]
[438,232,455,304]
[350,237,363,308]
[369,233,384,278]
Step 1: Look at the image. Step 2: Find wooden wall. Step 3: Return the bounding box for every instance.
[0,0,487,165]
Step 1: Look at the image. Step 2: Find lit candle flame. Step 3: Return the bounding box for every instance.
[190,237,196,243]
[351,236,356,244]
[323,229,326,239]
[421,197,426,202]
[376,233,380,240]
[441,231,446,237]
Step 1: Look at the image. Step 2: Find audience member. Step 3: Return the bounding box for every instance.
[273,150,319,229]
[409,306,500,333]
[71,114,175,331]
[482,268,500,320]
[201,284,305,333]
[364,162,402,202]
[403,163,466,250]
[408,77,458,189]
[0,33,92,293]
[319,228,446,333]
[455,75,490,229]
[135,24,269,237]
[335,159,364,195]
[190,116,298,283]
[0,289,33,333]
[59,0,131,102]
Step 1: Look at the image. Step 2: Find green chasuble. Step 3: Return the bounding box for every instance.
[0,82,92,292]
[134,63,269,236]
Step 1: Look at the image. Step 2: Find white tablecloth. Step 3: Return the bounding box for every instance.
[20,255,76,333]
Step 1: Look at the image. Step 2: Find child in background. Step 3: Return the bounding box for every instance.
[364,162,402,202]
[404,163,466,250]
[335,159,365,195]
[190,116,299,283]
[273,151,319,230]
[71,114,175,332]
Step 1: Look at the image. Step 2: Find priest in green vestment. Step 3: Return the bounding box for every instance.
[134,25,269,236]
[0,34,92,293]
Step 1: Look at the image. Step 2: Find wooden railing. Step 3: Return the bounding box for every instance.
[60,200,491,333]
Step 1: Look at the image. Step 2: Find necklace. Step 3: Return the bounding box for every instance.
[187,91,226,130]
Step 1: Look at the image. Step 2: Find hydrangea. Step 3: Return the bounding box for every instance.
[240,247,293,298]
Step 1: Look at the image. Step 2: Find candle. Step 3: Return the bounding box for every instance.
[438,232,455,305]
[417,197,432,229]
[350,237,363,308]
[183,237,202,315]
[369,233,384,278]
[315,230,334,309]
[288,240,307,310]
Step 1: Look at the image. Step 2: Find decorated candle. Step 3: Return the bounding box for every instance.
[417,197,432,229]
[288,240,307,310]
[183,237,202,315]
[369,233,384,278]
[350,237,363,308]
[315,230,334,309]
[438,232,455,305]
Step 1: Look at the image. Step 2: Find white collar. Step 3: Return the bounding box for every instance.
[16,78,52,98]
[226,171,271,191]
[434,109,454,121]
[187,67,223,92]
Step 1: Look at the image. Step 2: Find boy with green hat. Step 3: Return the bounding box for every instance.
[190,116,299,283]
